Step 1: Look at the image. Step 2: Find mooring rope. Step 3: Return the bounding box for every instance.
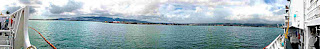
[29,27,57,49]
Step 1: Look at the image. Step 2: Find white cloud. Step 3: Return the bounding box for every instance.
[1,0,286,23]
[221,0,285,23]
[226,3,272,20]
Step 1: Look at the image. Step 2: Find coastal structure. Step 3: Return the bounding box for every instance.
[265,0,320,49]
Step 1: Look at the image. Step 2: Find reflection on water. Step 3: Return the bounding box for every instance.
[28,20,283,49]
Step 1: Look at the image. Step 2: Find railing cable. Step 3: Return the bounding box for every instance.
[29,27,57,49]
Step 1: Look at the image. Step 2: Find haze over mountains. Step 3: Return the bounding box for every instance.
[57,17,150,23]
[30,16,282,27]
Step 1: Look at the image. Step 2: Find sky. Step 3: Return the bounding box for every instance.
[0,0,287,24]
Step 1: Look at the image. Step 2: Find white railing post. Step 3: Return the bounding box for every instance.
[12,6,35,49]
[23,6,32,49]
[13,7,24,49]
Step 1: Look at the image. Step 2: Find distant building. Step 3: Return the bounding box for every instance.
[113,21,120,23]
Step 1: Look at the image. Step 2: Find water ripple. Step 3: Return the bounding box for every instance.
[28,20,283,49]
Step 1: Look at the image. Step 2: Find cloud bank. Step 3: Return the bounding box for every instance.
[0,0,286,24]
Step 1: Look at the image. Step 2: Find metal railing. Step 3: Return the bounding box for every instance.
[0,6,36,49]
[264,34,285,49]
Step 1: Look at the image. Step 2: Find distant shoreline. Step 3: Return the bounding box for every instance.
[29,19,59,20]
[29,19,282,28]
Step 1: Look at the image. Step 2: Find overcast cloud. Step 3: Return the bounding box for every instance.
[0,0,286,24]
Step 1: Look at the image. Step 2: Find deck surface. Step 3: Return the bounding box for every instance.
[285,38,293,49]
[0,34,8,45]
[0,33,10,49]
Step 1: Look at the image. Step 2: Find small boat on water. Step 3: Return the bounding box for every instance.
[265,0,320,49]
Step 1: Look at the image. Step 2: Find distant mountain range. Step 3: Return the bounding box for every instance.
[29,16,283,27]
[56,17,150,23]
[190,23,282,27]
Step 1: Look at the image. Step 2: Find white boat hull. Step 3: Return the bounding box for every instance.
[264,34,285,49]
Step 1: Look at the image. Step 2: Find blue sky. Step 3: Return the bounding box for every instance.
[0,0,287,24]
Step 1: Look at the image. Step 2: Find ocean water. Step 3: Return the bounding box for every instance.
[28,20,283,49]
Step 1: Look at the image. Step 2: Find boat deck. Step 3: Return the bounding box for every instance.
[0,6,35,49]
[264,34,285,49]
[285,38,293,49]
[0,32,10,49]
[0,35,8,45]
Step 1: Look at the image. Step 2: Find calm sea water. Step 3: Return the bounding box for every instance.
[28,20,283,49]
